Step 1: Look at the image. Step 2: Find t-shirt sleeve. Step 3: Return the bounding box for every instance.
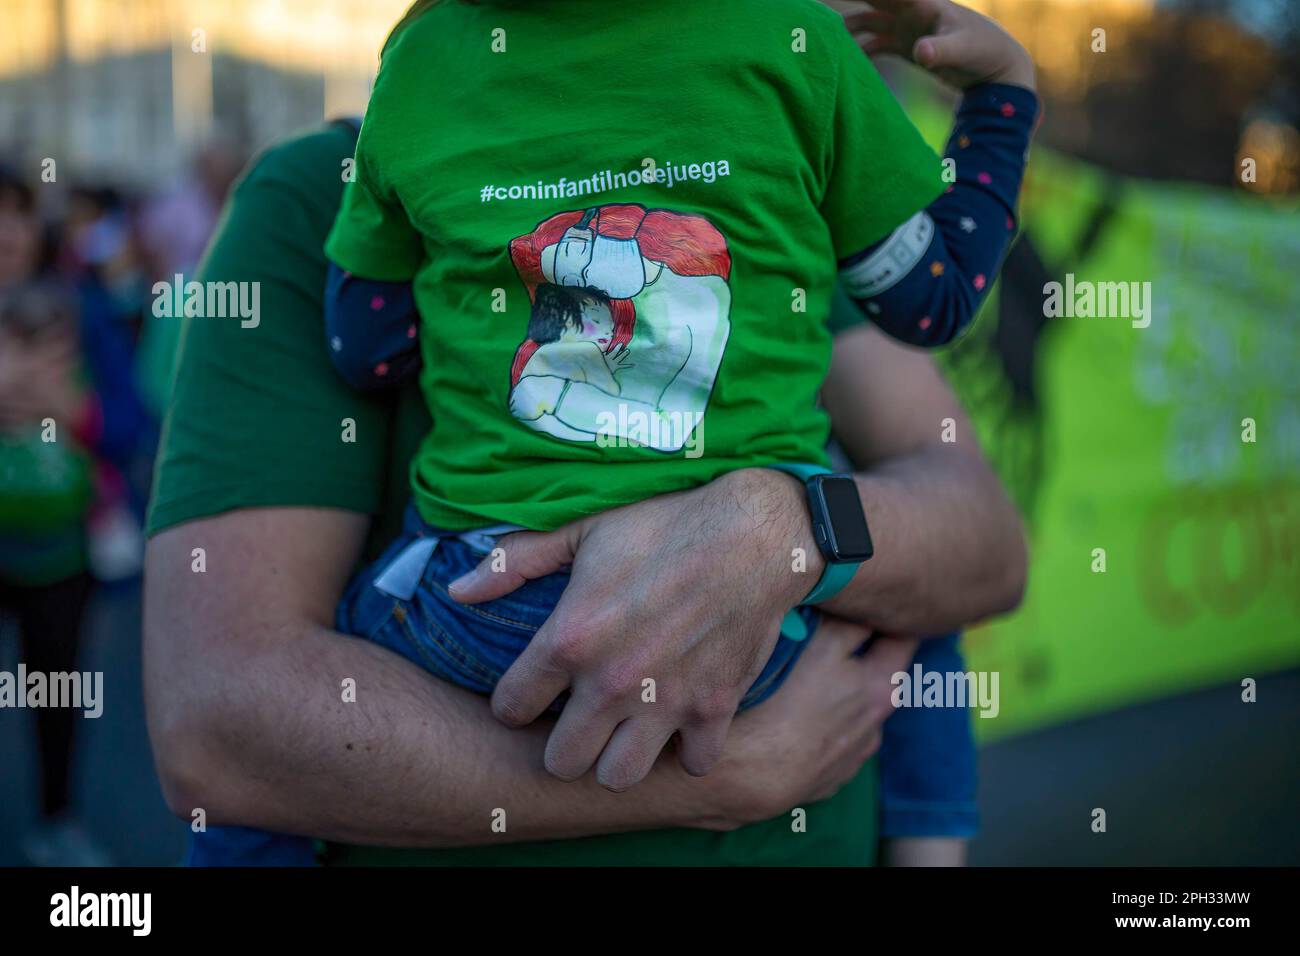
[146,127,397,537]
[826,281,868,336]
[818,21,946,259]
[324,123,424,282]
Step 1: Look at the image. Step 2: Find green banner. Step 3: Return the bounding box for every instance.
[916,110,1300,737]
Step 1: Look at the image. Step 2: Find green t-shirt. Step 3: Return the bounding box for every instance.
[326,0,942,533]
[147,121,427,549]
[0,431,93,585]
[148,119,888,867]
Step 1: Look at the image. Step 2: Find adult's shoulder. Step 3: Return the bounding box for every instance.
[219,121,360,229]
[237,120,359,193]
[147,120,394,538]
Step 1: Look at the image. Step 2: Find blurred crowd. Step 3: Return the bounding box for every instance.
[0,142,244,865]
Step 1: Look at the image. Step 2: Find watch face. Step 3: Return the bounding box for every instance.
[817,475,874,561]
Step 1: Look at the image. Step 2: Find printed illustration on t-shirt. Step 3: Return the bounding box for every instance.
[507,204,731,452]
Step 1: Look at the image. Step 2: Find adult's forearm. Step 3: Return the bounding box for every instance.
[814,321,1027,633]
[825,447,1027,633]
[764,448,1023,636]
[171,625,716,845]
[144,514,723,848]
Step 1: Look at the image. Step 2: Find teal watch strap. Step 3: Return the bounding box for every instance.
[767,461,830,484]
[803,560,859,604]
[767,463,866,639]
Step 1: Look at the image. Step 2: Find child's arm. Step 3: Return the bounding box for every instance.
[828,0,1039,347]
[839,82,1037,347]
[323,263,421,391]
[323,55,426,391]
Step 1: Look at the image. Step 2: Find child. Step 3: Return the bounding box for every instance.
[197,0,1038,865]
[0,280,107,864]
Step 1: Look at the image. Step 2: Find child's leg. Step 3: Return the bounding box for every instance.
[736,607,820,711]
[185,826,316,867]
[877,632,979,867]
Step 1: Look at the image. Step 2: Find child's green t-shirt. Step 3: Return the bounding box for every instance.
[326,0,943,532]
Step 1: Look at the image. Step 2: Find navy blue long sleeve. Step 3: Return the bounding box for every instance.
[838,83,1039,347]
[323,262,422,391]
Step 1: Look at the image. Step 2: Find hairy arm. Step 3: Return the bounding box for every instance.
[818,321,1027,632]
[144,508,710,845]
[143,507,897,845]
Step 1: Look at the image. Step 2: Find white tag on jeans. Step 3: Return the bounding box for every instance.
[372,537,439,601]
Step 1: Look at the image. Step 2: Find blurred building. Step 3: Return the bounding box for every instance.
[0,0,411,186]
[2,0,1295,193]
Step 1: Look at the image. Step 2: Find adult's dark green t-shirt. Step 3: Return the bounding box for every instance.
[147,122,879,866]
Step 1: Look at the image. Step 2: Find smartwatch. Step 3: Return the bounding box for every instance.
[769,462,873,607]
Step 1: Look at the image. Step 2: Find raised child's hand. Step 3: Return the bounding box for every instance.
[840,0,1035,92]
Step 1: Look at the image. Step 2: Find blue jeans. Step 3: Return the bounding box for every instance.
[333,505,818,710]
[876,631,980,839]
[187,504,818,866]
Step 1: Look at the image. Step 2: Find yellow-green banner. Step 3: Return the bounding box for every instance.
[918,111,1300,738]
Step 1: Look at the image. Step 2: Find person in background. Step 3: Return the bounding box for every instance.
[0,165,147,864]
[52,183,152,582]
[135,140,246,420]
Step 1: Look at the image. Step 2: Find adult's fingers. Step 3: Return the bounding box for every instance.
[857,632,921,724]
[489,624,574,728]
[800,726,883,806]
[540,683,623,781]
[842,19,904,58]
[448,522,581,603]
[593,717,679,791]
[813,614,877,660]
[675,715,731,777]
[859,631,921,674]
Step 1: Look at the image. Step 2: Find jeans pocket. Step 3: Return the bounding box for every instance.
[338,531,570,697]
[423,537,569,633]
[392,601,504,694]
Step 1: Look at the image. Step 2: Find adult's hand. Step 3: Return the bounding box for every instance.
[449,466,822,791]
[705,618,920,827]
